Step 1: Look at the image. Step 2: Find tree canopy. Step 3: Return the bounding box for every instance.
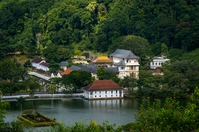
[0,0,199,63]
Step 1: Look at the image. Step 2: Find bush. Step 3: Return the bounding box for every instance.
[124,87,199,132]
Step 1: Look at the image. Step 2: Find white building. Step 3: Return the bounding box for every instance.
[149,56,170,69]
[109,49,140,79]
[31,58,49,71]
[83,80,124,100]
[31,58,45,68]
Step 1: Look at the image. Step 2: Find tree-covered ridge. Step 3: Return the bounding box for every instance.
[0,0,199,62]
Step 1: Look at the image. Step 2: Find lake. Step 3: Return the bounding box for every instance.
[4,97,188,129]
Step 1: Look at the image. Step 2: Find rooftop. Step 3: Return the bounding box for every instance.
[109,49,139,59]
[83,80,123,91]
[95,56,113,63]
[32,58,44,63]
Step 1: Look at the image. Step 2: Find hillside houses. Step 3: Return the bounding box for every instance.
[31,49,140,80]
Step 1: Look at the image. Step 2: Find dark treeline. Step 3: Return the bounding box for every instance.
[0,0,199,62]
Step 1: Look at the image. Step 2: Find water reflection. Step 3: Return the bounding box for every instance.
[5,98,188,127]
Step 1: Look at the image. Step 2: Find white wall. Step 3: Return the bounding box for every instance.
[84,90,124,99]
[37,65,49,71]
[149,58,170,69]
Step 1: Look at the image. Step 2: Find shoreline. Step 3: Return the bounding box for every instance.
[2,93,84,100]
[124,94,191,99]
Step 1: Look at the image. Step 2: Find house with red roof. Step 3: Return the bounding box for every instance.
[60,68,72,76]
[83,80,124,99]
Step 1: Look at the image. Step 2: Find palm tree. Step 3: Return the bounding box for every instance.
[17,96,25,113]
[25,77,40,109]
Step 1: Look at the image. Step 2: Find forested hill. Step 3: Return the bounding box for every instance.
[1,0,199,64]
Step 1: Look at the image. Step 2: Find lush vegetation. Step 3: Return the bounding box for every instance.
[0,0,199,63]
[0,0,199,96]
[1,0,199,131]
[1,87,199,131]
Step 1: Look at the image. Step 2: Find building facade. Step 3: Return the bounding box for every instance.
[83,80,124,99]
[149,56,170,69]
[109,49,140,79]
[31,58,49,71]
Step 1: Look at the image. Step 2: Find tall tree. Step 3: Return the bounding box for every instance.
[62,70,92,92]
[0,59,27,82]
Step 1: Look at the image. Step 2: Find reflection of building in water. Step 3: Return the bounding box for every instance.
[89,99,124,109]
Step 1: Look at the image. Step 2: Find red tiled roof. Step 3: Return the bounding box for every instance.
[83,80,123,91]
[40,62,49,67]
[61,68,72,75]
[154,67,162,73]
[31,58,44,63]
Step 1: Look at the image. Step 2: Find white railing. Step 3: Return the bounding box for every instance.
[28,72,50,80]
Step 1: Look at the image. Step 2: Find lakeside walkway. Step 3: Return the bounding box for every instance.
[2,93,84,100]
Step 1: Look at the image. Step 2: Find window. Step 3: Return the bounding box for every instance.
[105,91,107,94]
[111,91,113,94]
[131,66,136,70]
[90,92,93,95]
[121,67,124,70]
[116,90,117,93]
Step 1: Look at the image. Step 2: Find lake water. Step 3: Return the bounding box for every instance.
[4,97,188,129]
[5,98,142,126]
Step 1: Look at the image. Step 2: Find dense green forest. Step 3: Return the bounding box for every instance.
[1,0,199,64]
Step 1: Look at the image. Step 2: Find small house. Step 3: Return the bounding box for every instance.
[83,80,124,99]
[38,62,49,71]
[59,61,69,70]
[31,58,45,68]
[149,56,170,69]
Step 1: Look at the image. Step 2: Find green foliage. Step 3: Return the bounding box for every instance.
[0,101,9,129]
[137,60,199,97]
[181,48,199,65]
[108,35,151,65]
[125,96,199,132]
[23,60,31,68]
[0,0,199,67]
[17,96,26,113]
[49,62,60,73]
[46,120,122,132]
[0,81,26,95]
[96,67,119,83]
[42,45,71,63]
[0,59,27,82]
[119,74,137,93]
[25,77,40,97]
[62,70,92,91]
